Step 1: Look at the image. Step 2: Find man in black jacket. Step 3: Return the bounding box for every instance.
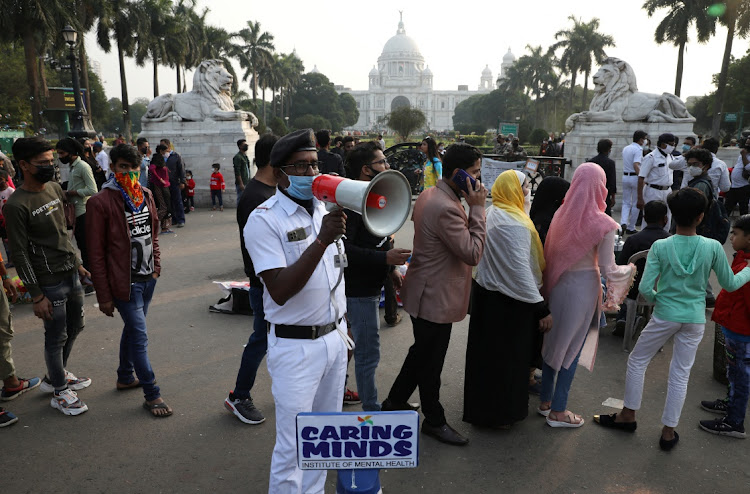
[343,142,411,411]
[315,129,345,176]
[590,138,617,217]
[160,139,186,227]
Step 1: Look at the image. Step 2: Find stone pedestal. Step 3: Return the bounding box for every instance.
[139,119,259,208]
[564,121,695,198]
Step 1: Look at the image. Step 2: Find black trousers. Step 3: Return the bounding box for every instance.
[387,316,452,426]
[74,213,88,269]
[725,185,750,216]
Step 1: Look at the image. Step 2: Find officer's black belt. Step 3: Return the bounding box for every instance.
[271,320,340,339]
[647,183,670,191]
[623,172,638,176]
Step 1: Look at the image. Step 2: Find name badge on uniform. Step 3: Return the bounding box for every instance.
[334,253,348,268]
[286,226,311,242]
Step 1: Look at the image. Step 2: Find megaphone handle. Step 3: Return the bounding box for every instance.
[326,203,344,241]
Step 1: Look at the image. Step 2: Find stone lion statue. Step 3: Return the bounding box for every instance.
[565,57,695,131]
[143,59,258,125]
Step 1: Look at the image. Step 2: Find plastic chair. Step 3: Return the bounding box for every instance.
[622,250,655,352]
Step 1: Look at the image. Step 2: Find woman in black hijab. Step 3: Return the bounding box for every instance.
[529,176,570,246]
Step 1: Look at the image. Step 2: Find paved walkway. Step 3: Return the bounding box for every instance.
[2,208,748,493]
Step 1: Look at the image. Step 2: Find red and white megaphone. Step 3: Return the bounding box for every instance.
[312,170,412,237]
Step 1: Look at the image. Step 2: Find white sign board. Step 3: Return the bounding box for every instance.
[480,158,526,192]
[296,411,419,470]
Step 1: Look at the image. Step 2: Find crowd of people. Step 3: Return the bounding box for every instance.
[1,126,750,494]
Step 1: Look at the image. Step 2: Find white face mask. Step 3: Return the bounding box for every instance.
[688,165,704,177]
[663,144,675,154]
[642,142,650,150]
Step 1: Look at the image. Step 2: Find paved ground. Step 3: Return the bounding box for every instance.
[2,206,749,494]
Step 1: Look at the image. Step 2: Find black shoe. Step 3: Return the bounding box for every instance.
[224,392,265,425]
[84,285,95,296]
[421,422,469,446]
[612,319,626,337]
[701,399,728,415]
[381,398,420,412]
[593,412,637,432]
[626,229,638,235]
[699,417,746,438]
[659,431,679,451]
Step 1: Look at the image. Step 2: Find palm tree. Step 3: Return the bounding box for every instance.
[279,51,304,119]
[553,16,615,113]
[0,0,72,129]
[643,0,716,97]
[235,20,275,103]
[96,0,147,141]
[712,1,750,137]
[135,0,171,97]
[165,0,206,93]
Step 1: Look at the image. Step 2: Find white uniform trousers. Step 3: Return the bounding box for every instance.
[623,316,705,427]
[267,327,347,494]
[641,185,671,232]
[620,175,640,230]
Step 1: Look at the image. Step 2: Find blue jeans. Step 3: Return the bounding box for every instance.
[169,182,185,224]
[41,272,85,389]
[114,278,160,401]
[236,184,243,206]
[540,349,582,412]
[724,328,750,427]
[233,286,268,400]
[211,190,223,207]
[348,296,381,411]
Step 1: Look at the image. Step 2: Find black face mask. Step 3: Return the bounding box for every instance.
[58,155,72,164]
[242,145,249,152]
[34,165,56,183]
[140,147,148,155]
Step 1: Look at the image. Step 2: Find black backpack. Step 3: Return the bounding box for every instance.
[690,177,730,244]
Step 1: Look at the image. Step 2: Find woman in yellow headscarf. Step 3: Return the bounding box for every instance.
[463,170,552,429]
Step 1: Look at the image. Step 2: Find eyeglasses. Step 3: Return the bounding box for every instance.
[370,158,389,167]
[30,159,54,167]
[281,161,321,173]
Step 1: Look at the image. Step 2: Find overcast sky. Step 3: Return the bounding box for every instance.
[85,0,749,106]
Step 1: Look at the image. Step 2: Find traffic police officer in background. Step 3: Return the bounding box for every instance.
[244,129,350,494]
[637,132,675,232]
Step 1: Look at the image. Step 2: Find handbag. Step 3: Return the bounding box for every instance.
[64,200,76,232]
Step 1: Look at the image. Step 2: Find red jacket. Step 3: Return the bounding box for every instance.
[210,172,225,191]
[712,250,750,336]
[186,178,196,197]
[86,187,161,303]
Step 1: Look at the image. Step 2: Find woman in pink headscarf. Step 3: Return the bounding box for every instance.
[539,163,635,428]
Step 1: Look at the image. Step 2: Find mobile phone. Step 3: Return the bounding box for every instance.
[452,169,477,194]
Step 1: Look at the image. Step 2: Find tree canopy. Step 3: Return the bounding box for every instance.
[385,106,426,141]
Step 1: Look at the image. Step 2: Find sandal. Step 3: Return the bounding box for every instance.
[546,410,585,428]
[537,405,551,417]
[593,413,637,432]
[143,401,173,418]
[116,379,141,391]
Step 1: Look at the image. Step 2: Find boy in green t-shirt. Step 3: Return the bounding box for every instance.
[594,187,750,450]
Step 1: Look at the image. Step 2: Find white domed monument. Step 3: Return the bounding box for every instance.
[140,59,259,207]
[564,57,695,187]
[338,12,501,131]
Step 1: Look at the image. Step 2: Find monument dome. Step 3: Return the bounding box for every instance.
[378,13,424,63]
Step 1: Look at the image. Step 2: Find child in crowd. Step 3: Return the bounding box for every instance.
[699,214,750,438]
[0,169,15,265]
[613,200,670,336]
[210,163,224,212]
[595,188,750,451]
[185,170,195,212]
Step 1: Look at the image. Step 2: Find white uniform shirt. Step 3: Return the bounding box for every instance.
[731,154,750,188]
[622,142,643,174]
[244,189,346,326]
[639,149,673,187]
[96,150,110,173]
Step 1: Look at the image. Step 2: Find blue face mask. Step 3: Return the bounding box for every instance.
[284,172,316,200]
[682,144,691,153]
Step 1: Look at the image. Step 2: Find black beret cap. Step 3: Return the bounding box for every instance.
[270,128,317,167]
[658,133,676,144]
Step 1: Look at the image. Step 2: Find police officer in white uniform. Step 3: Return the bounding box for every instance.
[638,132,676,232]
[621,130,648,234]
[245,129,350,494]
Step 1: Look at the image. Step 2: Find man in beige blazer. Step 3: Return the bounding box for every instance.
[382,143,487,446]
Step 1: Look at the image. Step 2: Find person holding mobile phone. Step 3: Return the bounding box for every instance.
[382,143,487,446]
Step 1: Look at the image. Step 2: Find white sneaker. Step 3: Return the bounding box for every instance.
[39,371,92,393]
[50,389,88,416]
